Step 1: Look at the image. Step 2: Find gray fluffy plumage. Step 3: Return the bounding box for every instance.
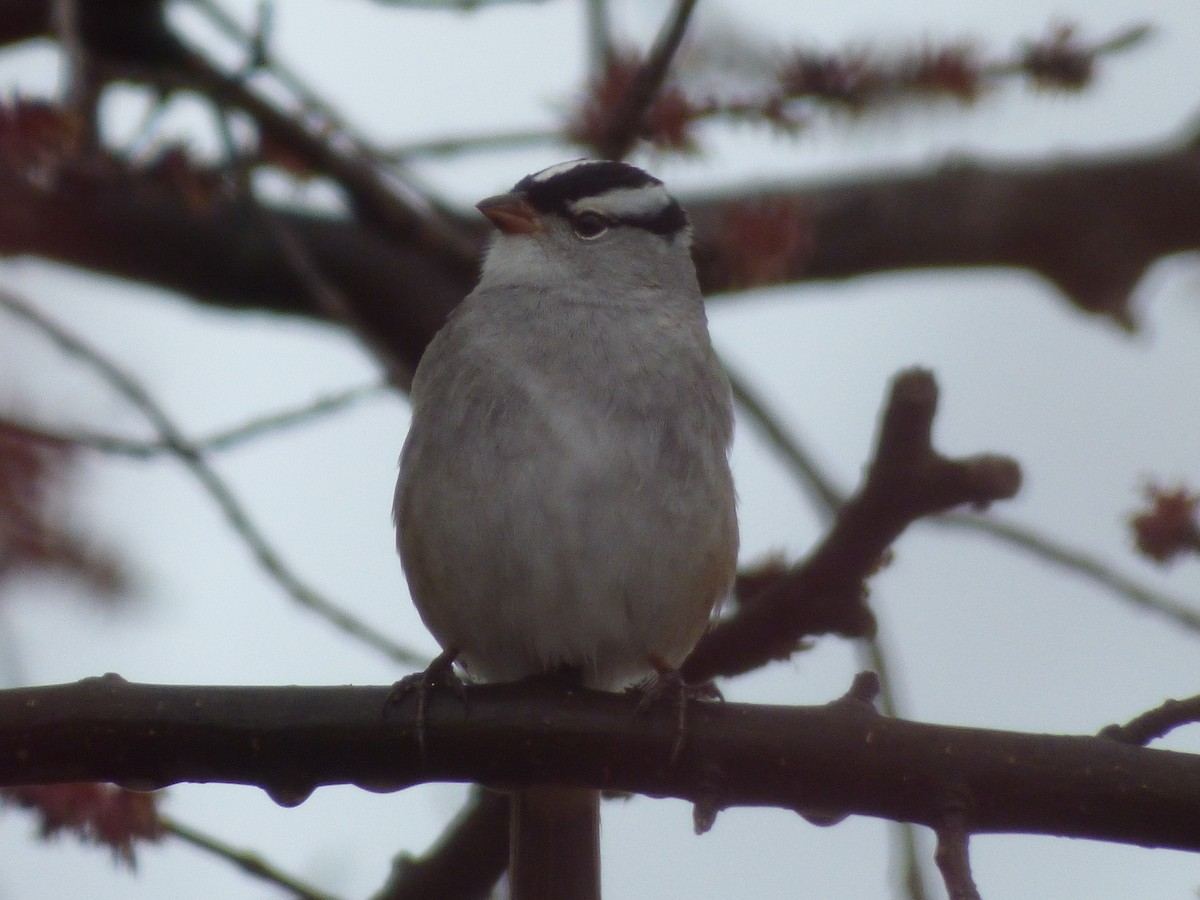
[395,160,738,689]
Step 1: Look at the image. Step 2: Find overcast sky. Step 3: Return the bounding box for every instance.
[2,1,1200,898]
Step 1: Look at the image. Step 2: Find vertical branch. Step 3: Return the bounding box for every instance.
[261,215,414,389]
[51,0,99,143]
[212,103,413,389]
[583,0,612,76]
[724,361,936,900]
[595,0,699,160]
[933,805,982,900]
[371,788,510,900]
[858,634,932,900]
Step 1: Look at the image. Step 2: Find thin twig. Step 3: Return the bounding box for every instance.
[933,805,982,900]
[597,0,699,160]
[931,513,1200,633]
[385,126,562,162]
[0,288,425,667]
[583,0,612,76]
[186,0,359,135]
[723,360,844,513]
[858,634,932,900]
[725,361,949,900]
[1099,693,1200,747]
[370,787,510,900]
[0,382,387,460]
[51,0,88,111]
[260,213,413,389]
[726,358,1200,635]
[190,381,389,452]
[164,815,343,900]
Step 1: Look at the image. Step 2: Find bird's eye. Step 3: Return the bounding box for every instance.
[571,212,609,240]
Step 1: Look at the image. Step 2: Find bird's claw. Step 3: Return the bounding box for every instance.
[631,664,721,765]
[387,648,464,759]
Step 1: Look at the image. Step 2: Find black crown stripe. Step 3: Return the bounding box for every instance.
[515,161,686,237]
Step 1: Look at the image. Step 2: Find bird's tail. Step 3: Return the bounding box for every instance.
[509,785,601,900]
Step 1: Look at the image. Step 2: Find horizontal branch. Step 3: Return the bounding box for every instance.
[1,135,1196,377]
[3,677,1199,853]
[0,163,474,376]
[685,134,1200,328]
[686,369,1020,680]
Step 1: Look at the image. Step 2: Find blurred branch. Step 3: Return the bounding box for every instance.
[568,21,1150,155]
[931,513,1200,633]
[385,126,562,162]
[775,22,1151,113]
[371,787,509,900]
[51,0,95,127]
[0,381,388,459]
[688,369,1021,682]
[385,26,1152,164]
[165,815,343,900]
[186,0,353,129]
[5,677,1200,854]
[989,22,1150,86]
[724,361,844,513]
[0,0,479,271]
[0,156,472,374]
[257,209,412,387]
[591,0,698,160]
[0,288,425,667]
[728,355,1200,638]
[4,135,1195,356]
[726,363,936,900]
[583,0,611,76]
[158,58,477,271]
[687,134,1200,328]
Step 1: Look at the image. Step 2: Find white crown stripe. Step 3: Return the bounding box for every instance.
[528,159,594,183]
[569,184,673,220]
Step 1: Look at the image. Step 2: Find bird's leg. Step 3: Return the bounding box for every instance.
[386,647,464,759]
[632,656,722,765]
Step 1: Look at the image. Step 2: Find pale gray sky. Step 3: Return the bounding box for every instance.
[2,1,1200,898]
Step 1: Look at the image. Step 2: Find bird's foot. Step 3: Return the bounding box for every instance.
[631,660,722,765]
[386,647,465,759]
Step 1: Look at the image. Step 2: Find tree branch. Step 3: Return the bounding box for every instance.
[0,288,424,667]
[1099,694,1200,747]
[164,815,342,900]
[685,369,1021,681]
[2,138,1195,370]
[0,381,386,459]
[3,676,1200,854]
[933,804,982,900]
[592,0,698,160]
[686,136,1200,328]
[371,787,509,900]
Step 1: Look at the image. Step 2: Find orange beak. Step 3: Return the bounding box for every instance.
[476,191,540,235]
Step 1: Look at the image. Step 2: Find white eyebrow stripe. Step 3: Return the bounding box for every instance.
[529,159,593,183]
[569,184,671,219]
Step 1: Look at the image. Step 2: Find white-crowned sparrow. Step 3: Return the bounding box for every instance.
[394,159,738,899]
